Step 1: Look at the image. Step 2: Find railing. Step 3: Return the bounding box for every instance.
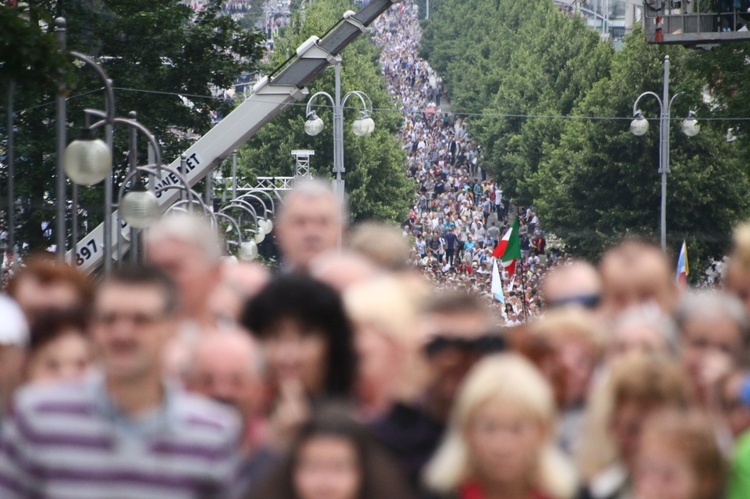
[643,2,750,44]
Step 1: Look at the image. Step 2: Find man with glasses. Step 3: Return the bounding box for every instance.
[370,292,503,490]
[0,266,241,498]
[541,260,602,313]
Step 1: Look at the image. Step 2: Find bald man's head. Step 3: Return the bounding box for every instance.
[600,241,677,318]
[185,331,262,420]
[541,261,601,311]
[209,261,271,323]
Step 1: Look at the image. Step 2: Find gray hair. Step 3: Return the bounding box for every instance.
[144,212,224,263]
[611,303,681,354]
[279,178,349,225]
[676,290,750,346]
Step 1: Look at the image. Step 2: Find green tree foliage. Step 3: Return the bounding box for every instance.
[233,0,413,223]
[533,30,749,265]
[421,0,613,204]
[0,6,66,86]
[686,40,750,170]
[421,0,749,267]
[1,0,264,251]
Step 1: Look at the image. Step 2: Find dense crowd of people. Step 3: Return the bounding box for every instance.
[2,2,750,499]
[374,3,550,324]
[3,176,750,498]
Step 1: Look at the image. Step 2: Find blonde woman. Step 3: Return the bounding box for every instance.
[423,353,577,499]
[344,276,426,420]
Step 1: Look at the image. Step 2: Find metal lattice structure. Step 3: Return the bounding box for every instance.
[251,177,295,191]
[291,150,315,179]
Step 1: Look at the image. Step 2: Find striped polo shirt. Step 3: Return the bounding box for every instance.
[0,373,242,498]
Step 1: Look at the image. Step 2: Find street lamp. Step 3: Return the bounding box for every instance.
[239,240,258,260]
[630,111,649,136]
[304,112,325,136]
[304,64,375,203]
[63,128,112,185]
[120,175,160,229]
[258,218,274,233]
[352,112,375,137]
[681,111,700,137]
[55,18,118,267]
[631,55,699,251]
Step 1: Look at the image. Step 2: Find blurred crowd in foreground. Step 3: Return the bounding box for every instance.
[2,178,750,499]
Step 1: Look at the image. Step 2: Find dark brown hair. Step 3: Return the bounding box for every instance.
[29,308,89,354]
[248,405,414,499]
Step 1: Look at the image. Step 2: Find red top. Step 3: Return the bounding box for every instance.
[459,481,553,499]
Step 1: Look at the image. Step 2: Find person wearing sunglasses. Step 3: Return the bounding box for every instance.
[541,260,602,314]
[370,291,504,491]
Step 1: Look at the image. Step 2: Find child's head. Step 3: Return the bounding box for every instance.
[26,309,91,384]
[633,409,724,499]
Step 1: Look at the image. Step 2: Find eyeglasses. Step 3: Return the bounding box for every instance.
[424,333,506,358]
[546,294,601,310]
[93,310,169,328]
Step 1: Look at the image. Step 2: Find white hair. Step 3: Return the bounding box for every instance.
[676,290,749,339]
[280,178,348,225]
[145,212,224,263]
[610,303,680,354]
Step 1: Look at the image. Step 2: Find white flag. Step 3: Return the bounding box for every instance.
[491,259,505,304]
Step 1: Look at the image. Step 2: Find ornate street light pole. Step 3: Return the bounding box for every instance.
[304,64,375,204]
[630,55,700,251]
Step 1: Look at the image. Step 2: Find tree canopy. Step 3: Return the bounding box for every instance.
[1,0,264,251]
[232,0,414,223]
[421,0,750,268]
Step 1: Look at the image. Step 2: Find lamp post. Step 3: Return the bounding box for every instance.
[630,55,700,251]
[79,109,163,265]
[55,17,117,272]
[304,64,375,204]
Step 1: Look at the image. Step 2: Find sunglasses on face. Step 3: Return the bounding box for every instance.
[546,294,601,310]
[424,333,506,358]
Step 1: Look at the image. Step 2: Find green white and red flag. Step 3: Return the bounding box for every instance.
[492,218,521,275]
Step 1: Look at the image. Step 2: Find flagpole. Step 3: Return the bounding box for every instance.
[520,264,528,322]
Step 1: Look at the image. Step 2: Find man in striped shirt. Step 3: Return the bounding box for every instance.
[0,266,242,498]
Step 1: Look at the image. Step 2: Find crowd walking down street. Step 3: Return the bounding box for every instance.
[373,3,551,324]
[3,2,750,499]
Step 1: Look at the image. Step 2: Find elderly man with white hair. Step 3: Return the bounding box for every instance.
[145,212,224,329]
[275,179,345,271]
[144,213,225,377]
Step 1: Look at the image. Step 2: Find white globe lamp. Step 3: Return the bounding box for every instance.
[64,128,112,186]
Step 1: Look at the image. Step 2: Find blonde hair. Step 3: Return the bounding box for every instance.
[348,221,410,271]
[344,276,426,400]
[344,276,418,344]
[424,353,577,498]
[531,308,603,354]
[730,222,750,275]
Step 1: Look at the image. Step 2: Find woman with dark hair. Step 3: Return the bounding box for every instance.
[242,273,356,398]
[241,274,357,447]
[247,405,414,499]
